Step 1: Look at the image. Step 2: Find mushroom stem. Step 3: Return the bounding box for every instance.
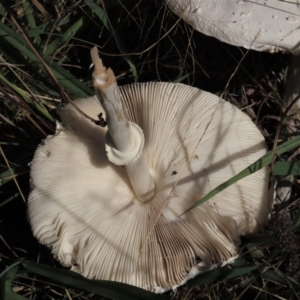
[91,47,155,203]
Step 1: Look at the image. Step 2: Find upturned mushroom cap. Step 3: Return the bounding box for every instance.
[28,82,269,292]
[166,0,300,54]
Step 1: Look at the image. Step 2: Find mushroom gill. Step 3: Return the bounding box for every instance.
[28,81,269,292]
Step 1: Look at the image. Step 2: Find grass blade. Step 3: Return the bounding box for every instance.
[0,193,19,207]
[0,22,93,98]
[0,261,26,300]
[184,136,300,213]
[261,269,300,286]
[23,261,168,300]
[44,16,87,56]
[23,0,41,46]
[0,74,55,122]
[273,161,300,175]
[188,265,261,286]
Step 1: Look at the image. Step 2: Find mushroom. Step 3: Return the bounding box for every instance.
[166,0,300,53]
[165,0,300,124]
[28,49,269,292]
[166,0,300,201]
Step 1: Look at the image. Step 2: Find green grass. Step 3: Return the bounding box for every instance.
[0,0,300,299]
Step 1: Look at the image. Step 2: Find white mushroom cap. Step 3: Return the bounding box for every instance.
[166,0,300,54]
[28,82,269,292]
